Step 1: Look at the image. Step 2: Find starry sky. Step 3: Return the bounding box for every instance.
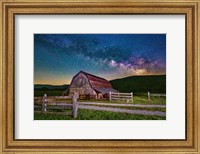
[34,34,166,85]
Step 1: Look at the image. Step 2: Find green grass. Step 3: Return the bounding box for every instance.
[34,109,166,120]
[133,95,166,105]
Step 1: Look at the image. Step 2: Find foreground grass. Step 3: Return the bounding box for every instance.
[34,109,166,120]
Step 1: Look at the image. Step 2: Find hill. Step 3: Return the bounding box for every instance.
[110,75,166,94]
[34,84,69,91]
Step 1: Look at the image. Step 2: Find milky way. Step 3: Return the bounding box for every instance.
[34,34,166,85]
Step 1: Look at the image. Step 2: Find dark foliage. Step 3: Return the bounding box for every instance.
[110,75,166,93]
[34,84,69,91]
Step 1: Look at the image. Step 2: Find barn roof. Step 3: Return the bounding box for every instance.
[93,88,118,94]
[74,71,113,89]
[79,71,108,81]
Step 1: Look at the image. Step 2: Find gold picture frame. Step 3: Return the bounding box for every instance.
[0,0,199,153]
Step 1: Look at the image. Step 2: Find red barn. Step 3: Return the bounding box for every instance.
[65,71,118,99]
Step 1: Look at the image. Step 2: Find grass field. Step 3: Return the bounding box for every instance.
[34,88,166,120]
[34,94,166,120]
[34,109,165,120]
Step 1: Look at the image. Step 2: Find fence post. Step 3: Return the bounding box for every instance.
[42,94,47,113]
[131,92,133,103]
[148,92,151,103]
[72,92,78,119]
[109,91,111,101]
[158,94,161,100]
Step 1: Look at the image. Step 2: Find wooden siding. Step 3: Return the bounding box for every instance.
[68,73,97,97]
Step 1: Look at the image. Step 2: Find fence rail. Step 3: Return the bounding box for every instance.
[109,92,133,103]
[55,96,70,99]
[35,93,78,118]
[150,94,166,97]
[111,92,133,95]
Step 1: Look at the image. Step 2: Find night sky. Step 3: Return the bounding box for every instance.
[34,34,166,85]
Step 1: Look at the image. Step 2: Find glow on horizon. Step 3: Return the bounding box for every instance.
[34,72,166,85]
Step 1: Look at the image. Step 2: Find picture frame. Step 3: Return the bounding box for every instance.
[0,0,199,153]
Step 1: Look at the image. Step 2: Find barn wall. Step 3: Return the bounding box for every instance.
[68,73,96,97]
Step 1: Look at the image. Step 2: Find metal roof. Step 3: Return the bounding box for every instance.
[93,88,118,94]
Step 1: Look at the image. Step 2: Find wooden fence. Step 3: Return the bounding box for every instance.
[147,92,166,103]
[109,92,133,103]
[34,93,78,118]
[79,94,96,100]
[35,96,71,105]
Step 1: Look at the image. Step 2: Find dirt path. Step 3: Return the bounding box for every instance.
[78,105,166,117]
[79,102,166,108]
[43,102,166,116]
